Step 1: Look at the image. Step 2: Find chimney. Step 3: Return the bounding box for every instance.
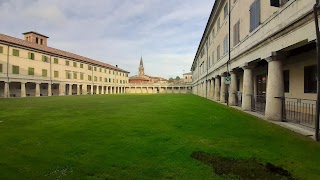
[23,31,49,46]
[116,65,118,67]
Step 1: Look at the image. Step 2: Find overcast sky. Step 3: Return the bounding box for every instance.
[0,0,214,78]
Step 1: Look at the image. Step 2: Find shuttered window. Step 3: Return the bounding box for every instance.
[73,72,77,79]
[233,20,240,46]
[73,62,77,67]
[224,2,228,19]
[80,64,83,68]
[217,17,221,29]
[28,52,35,60]
[42,69,47,77]
[100,77,102,81]
[94,76,97,81]
[0,64,3,73]
[212,51,214,64]
[223,35,229,55]
[88,75,92,81]
[12,49,19,56]
[54,58,59,64]
[250,0,260,32]
[28,67,34,75]
[12,65,19,74]
[66,60,70,66]
[54,71,59,78]
[80,73,84,80]
[88,65,92,70]
[0,46,3,53]
[42,55,49,62]
[217,45,220,60]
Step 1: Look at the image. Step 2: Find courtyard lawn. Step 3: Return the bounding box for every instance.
[0,94,320,179]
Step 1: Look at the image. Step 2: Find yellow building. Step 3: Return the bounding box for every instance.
[0,31,130,97]
[191,0,318,128]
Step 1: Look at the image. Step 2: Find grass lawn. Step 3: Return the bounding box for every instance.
[0,94,320,179]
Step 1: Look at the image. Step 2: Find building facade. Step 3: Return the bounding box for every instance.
[0,32,130,98]
[191,0,319,128]
[183,72,192,83]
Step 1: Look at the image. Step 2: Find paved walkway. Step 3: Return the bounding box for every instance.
[205,97,316,140]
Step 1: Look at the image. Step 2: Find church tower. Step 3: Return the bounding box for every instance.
[139,56,145,76]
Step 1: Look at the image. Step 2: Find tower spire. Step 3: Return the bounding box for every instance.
[139,56,144,76]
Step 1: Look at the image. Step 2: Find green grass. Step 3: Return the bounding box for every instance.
[0,94,319,179]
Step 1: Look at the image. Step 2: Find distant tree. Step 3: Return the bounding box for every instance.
[175,76,181,80]
[169,77,174,83]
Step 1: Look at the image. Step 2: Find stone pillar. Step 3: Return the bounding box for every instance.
[68,84,73,95]
[265,55,284,121]
[4,82,9,98]
[82,85,87,95]
[220,74,227,103]
[21,82,26,97]
[48,83,52,97]
[229,71,237,106]
[96,86,99,95]
[242,66,254,111]
[166,87,168,93]
[214,77,220,101]
[178,87,181,93]
[106,86,109,94]
[134,87,137,93]
[77,84,80,95]
[35,83,41,97]
[90,85,94,95]
[59,83,65,96]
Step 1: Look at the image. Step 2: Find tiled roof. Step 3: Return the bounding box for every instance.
[0,33,129,73]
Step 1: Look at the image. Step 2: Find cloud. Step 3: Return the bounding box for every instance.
[0,0,214,78]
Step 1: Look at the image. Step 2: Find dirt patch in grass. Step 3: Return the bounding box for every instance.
[191,151,296,180]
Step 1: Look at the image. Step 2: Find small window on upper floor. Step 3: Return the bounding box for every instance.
[28,67,34,75]
[80,63,83,68]
[0,46,3,53]
[0,64,3,73]
[66,60,70,66]
[233,20,240,46]
[54,58,59,64]
[40,39,43,45]
[217,45,220,60]
[250,0,260,32]
[12,49,19,57]
[224,2,228,19]
[217,17,221,29]
[94,67,97,71]
[12,65,19,74]
[42,69,48,77]
[36,38,39,44]
[28,52,35,60]
[42,55,49,63]
[73,62,77,67]
[88,65,92,70]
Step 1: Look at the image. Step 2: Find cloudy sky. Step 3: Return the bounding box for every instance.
[0,0,214,78]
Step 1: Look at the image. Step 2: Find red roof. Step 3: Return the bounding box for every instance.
[0,33,129,73]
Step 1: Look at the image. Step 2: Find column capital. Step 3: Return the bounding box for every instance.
[241,63,255,70]
[265,52,287,62]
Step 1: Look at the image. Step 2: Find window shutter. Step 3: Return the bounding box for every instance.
[250,0,260,32]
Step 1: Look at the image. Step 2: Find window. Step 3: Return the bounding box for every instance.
[104,69,107,73]
[12,49,19,56]
[80,73,84,80]
[105,78,108,82]
[217,45,220,60]
[40,39,43,45]
[42,55,49,62]
[73,72,77,79]
[99,68,102,72]
[88,65,92,70]
[66,71,71,79]
[36,38,39,44]
[54,71,59,78]
[28,52,35,60]
[99,77,102,81]
[12,65,19,74]
[212,28,215,39]
[283,70,289,93]
[223,35,229,55]
[109,78,111,82]
[233,20,240,46]
[66,60,70,66]
[80,64,83,68]
[250,0,260,32]
[73,62,77,67]
[224,2,228,19]
[88,75,92,81]
[94,76,97,81]
[0,46,3,53]
[42,69,47,77]
[0,64,2,73]
[54,58,59,64]
[217,17,220,29]
[304,65,317,93]
[212,51,215,64]
[28,67,34,75]
[94,67,97,71]
[208,57,211,67]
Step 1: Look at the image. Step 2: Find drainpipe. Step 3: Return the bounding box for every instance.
[226,0,231,106]
[206,38,209,99]
[6,44,10,98]
[314,0,320,141]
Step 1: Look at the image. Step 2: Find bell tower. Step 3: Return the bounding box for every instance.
[139,56,145,76]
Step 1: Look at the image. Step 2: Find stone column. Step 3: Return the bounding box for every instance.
[242,66,254,111]
[4,82,9,98]
[220,75,227,103]
[82,85,87,95]
[96,86,99,95]
[21,82,26,97]
[48,83,52,97]
[214,77,220,101]
[229,71,237,106]
[134,87,137,93]
[35,83,41,97]
[265,55,284,121]
[166,87,168,93]
[90,85,94,95]
[59,83,65,96]
[68,84,72,96]
[77,84,80,95]
[106,86,109,94]
[179,87,181,93]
